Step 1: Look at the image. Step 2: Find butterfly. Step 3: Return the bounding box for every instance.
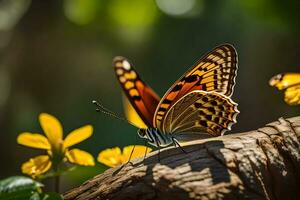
[113,44,239,149]
[269,73,300,106]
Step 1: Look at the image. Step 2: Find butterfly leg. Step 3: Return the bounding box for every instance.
[143,140,149,161]
[172,137,187,154]
[155,140,161,162]
[125,144,136,166]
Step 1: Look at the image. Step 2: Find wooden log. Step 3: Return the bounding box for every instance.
[64,116,300,200]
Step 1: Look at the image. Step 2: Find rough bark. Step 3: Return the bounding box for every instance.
[64,116,300,200]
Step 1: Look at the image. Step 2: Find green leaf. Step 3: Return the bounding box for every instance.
[40,192,63,200]
[29,192,41,200]
[0,176,43,200]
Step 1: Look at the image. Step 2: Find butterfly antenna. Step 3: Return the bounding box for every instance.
[92,100,137,128]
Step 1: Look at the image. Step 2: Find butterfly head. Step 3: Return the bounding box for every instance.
[137,128,147,139]
[269,73,285,89]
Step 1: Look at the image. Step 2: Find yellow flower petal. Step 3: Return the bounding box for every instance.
[97,147,123,168]
[97,145,152,168]
[66,148,95,166]
[63,125,93,149]
[17,132,51,150]
[284,86,300,105]
[122,145,152,163]
[270,73,300,90]
[39,113,63,150]
[21,155,52,178]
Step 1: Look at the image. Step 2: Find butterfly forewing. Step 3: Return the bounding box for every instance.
[122,94,147,128]
[114,56,160,127]
[163,91,239,136]
[154,44,238,130]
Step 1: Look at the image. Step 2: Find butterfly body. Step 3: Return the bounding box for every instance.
[138,128,174,147]
[114,44,239,148]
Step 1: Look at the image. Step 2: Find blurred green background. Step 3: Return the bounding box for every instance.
[0,0,299,192]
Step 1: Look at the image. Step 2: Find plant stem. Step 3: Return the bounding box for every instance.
[54,165,60,193]
[55,174,60,193]
[38,166,77,181]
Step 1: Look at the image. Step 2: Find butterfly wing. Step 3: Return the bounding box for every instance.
[154,44,238,130]
[122,95,147,128]
[163,90,239,136]
[114,56,160,127]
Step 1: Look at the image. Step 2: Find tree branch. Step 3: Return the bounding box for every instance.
[64,116,300,200]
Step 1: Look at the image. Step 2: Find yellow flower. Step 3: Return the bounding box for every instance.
[269,73,300,105]
[17,113,95,177]
[97,145,152,168]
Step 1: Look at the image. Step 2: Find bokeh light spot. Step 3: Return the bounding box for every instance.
[108,0,158,27]
[64,0,98,25]
[156,0,196,16]
[0,0,31,31]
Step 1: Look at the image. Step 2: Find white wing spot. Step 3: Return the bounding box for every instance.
[119,76,126,83]
[116,69,123,75]
[122,60,131,70]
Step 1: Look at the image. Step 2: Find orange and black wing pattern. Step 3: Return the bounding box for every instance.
[154,44,238,130]
[113,56,160,128]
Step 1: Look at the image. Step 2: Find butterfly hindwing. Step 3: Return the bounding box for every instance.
[114,56,160,127]
[154,44,238,130]
[162,90,239,136]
